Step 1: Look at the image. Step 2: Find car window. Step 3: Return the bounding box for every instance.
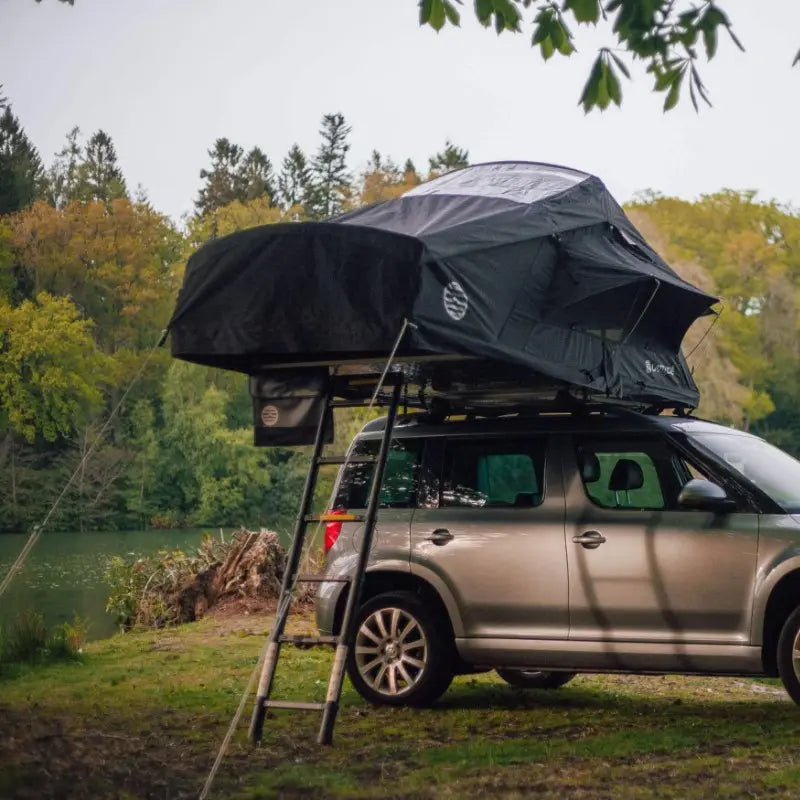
[442,439,546,508]
[576,438,684,510]
[335,439,422,509]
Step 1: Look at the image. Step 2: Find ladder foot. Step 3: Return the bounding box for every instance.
[317,700,340,745]
[249,696,267,744]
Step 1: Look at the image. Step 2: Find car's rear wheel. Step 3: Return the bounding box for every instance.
[496,668,576,690]
[777,606,800,705]
[346,591,454,707]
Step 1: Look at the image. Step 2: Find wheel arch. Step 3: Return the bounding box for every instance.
[760,567,800,675]
[332,569,458,642]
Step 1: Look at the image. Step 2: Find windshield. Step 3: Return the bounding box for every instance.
[690,431,800,513]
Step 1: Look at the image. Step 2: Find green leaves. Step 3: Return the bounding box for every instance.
[419,0,462,31]
[531,5,575,60]
[649,60,710,113]
[563,0,601,25]
[474,0,522,33]
[411,0,791,113]
[578,49,629,112]
[695,3,743,60]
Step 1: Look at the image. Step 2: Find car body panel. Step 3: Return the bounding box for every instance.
[455,637,763,674]
[560,435,760,644]
[315,411,800,678]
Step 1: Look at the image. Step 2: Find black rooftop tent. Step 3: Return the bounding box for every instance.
[168,161,717,410]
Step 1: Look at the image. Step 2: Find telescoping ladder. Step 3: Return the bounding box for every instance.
[248,372,403,746]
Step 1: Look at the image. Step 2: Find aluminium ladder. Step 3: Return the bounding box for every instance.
[248,372,403,746]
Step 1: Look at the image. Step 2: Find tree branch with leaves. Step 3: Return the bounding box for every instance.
[418,0,797,112]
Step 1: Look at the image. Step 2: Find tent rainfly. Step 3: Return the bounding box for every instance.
[168,161,717,410]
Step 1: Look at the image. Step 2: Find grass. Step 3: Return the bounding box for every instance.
[2,610,800,798]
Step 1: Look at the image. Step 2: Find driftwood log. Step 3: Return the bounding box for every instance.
[176,529,316,623]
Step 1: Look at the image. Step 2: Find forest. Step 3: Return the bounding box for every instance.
[1,89,799,535]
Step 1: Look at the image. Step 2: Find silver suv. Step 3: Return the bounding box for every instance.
[316,411,800,707]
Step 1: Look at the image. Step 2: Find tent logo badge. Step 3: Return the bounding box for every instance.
[261,405,280,427]
[443,281,468,321]
[645,360,676,377]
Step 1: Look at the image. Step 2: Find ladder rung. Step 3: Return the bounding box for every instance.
[279,634,338,647]
[305,513,364,523]
[330,400,377,408]
[296,574,350,584]
[264,700,325,711]
[316,455,376,465]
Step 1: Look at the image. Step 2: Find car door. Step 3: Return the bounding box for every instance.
[410,434,568,639]
[562,433,759,645]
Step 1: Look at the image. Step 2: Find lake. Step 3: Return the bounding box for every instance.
[0,529,226,641]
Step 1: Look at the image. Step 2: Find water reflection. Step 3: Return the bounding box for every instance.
[0,529,226,641]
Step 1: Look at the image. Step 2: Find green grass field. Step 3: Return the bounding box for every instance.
[2,610,799,799]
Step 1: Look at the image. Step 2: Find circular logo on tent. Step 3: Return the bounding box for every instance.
[443,281,468,321]
[261,405,280,427]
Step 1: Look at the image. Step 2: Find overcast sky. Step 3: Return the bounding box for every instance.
[2,0,799,223]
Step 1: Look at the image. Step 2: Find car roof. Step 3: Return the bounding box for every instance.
[356,410,745,440]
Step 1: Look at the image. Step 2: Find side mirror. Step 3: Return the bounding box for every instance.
[678,478,736,512]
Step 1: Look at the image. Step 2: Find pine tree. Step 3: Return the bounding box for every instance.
[239,147,275,203]
[277,143,312,212]
[307,113,352,220]
[78,130,128,204]
[428,140,469,177]
[195,138,245,216]
[45,127,83,209]
[0,105,45,215]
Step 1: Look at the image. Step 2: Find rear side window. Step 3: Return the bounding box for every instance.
[441,439,546,508]
[335,439,422,509]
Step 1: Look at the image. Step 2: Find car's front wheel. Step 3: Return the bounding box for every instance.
[496,668,576,690]
[346,591,454,707]
[777,606,800,705]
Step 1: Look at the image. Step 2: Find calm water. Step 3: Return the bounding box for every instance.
[0,529,221,641]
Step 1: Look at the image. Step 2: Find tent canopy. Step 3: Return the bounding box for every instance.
[168,161,717,409]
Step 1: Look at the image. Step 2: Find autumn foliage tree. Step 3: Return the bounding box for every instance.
[7,198,182,353]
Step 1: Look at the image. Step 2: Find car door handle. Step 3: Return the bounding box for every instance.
[572,530,606,549]
[426,529,454,546]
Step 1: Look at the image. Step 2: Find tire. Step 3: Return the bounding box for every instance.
[496,668,576,690]
[777,605,800,705]
[346,591,454,707]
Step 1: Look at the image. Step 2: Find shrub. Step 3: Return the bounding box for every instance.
[0,611,86,666]
[47,615,87,659]
[3,610,47,662]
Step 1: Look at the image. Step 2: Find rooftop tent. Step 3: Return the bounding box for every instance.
[168,161,717,409]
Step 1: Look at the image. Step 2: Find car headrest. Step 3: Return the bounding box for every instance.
[608,458,644,492]
[579,452,601,483]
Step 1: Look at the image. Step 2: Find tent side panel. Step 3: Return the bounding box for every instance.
[169,224,424,372]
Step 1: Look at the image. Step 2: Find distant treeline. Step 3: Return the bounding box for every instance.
[1,87,799,533]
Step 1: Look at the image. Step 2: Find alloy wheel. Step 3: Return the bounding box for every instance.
[354,606,428,696]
